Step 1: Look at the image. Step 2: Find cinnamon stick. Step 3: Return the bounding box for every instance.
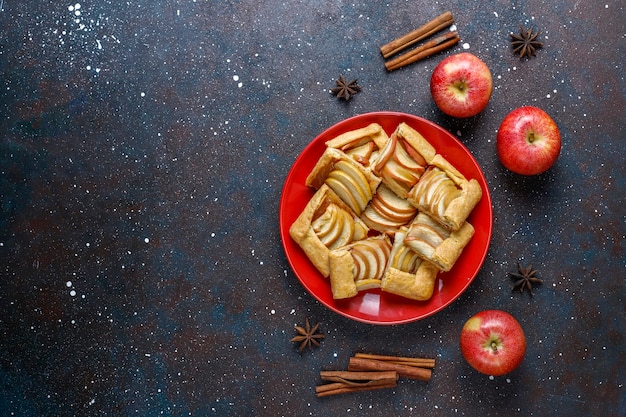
[354,353,436,369]
[380,11,455,58]
[347,357,432,381]
[316,370,398,397]
[385,32,460,71]
[320,370,398,384]
[316,380,398,397]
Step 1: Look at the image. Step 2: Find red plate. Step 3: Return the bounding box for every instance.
[279,112,492,325]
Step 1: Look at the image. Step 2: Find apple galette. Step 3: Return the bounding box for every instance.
[406,154,482,231]
[289,184,369,277]
[403,212,474,272]
[290,121,484,301]
[306,147,381,216]
[328,235,392,299]
[380,227,441,301]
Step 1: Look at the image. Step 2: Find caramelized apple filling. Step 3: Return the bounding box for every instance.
[341,141,376,166]
[373,133,428,195]
[324,160,373,215]
[404,213,450,259]
[409,166,461,219]
[389,244,422,274]
[311,203,355,250]
[348,238,392,281]
[361,184,417,233]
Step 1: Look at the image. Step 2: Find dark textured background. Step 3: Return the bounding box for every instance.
[1,1,624,416]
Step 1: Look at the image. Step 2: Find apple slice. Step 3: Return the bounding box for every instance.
[325,175,362,215]
[329,208,355,250]
[355,243,379,281]
[429,173,461,211]
[413,224,445,248]
[361,207,403,232]
[355,278,382,291]
[370,238,392,279]
[417,212,449,237]
[329,210,355,249]
[371,185,417,221]
[361,184,417,232]
[369,195,401,221]
[312,203,355,249]
[391,245,421,273]
[349,238,391,281]
[326,161,372,215]
[402,237,435,259]
[403,212,452,260]
[371,242,388,280]
[400,139,428,167]
[334,160,372,202]
[382,161,419,190]
[413,168,444,204]
[411,166,461,218]
[312,204,344,247]
[372,134,397,175]
[312,205,335,238]
[374,133,428,196]
[351,247,369,280]
[344,141,376,166]
[312,204,339,241]
[394,141,425,175]
[352,218,369,241]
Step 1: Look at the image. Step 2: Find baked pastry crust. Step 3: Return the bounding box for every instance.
[381,228,440,301]
[403,212,475,272]
[371,122,437,199]
[306,147,381,191]
[289,184,369,277]
[325,123,389,167]
[328,250,359,299]
[406,154,482,231]
[328,235,391,299]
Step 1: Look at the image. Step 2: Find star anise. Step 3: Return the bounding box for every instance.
[330,75,361,101]
[509,262,543,296]
[510,26,543,58]
[290,318,324,352]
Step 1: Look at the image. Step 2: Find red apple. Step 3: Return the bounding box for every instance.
[459,310,526,376]
[496,106,562,175]
[430,52,493,118]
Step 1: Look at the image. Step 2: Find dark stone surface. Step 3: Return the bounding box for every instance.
[1,1,624,416]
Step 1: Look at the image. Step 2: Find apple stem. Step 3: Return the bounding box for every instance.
[528,132,536,143]
[491,341,498,352]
